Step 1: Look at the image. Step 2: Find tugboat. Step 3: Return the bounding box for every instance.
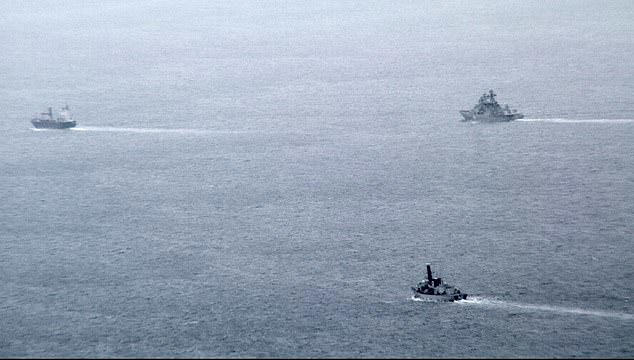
[460,89,524,122]
[31,105,76,129]
[412,264,467,302]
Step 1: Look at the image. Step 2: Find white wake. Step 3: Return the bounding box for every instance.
[70,126,215,134]
[518,118,634,124]
[456,297,633,320]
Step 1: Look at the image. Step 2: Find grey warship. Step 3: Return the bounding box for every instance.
[31,105,76,129]
[460,89,523,122]
[412,264,467,302]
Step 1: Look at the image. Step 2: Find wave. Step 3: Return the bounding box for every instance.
[517,118,634,124]
[456,297,633,320]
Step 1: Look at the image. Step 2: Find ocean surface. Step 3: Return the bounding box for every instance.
[1,1,633,357]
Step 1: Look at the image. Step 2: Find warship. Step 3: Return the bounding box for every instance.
[412,264,467,302]
[460,89,523,122]
[31,105,76,129]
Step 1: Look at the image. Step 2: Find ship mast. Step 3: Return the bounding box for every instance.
[488,89,497,104]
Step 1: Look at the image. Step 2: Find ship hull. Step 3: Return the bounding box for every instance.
[460,111,524,122]
[31,120,76,129]
[412,292,467,302]
[411,287,467,302]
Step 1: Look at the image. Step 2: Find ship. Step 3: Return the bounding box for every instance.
[411,264,467,302]
[31,105,76,129]
[460,89,524,122]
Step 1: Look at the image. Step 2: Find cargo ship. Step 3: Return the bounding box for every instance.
[31,105,76,129]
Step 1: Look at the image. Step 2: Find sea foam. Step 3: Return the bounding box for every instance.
[456,297,633,320]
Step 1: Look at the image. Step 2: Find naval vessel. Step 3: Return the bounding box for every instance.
[460,89,523,122]
[412,264,467,302]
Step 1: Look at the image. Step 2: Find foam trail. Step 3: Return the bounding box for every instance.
[70,126,214,134]
[457,297,633,320]
[518,118,634,124]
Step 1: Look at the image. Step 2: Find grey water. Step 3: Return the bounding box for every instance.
[1,1,633,357]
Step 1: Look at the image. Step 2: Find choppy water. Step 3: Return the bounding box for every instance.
[1,1,633,357]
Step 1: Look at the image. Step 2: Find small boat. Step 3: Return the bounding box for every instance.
[412,264,467,302]
[31,105,76,129]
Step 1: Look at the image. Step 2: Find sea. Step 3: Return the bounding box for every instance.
[1,1,633,357]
